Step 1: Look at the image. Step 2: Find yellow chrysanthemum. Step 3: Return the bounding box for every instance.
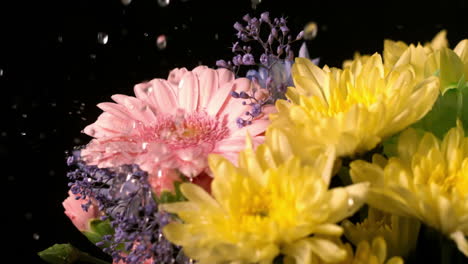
[383,30,448,71]
[270,54,439,158]
[342,207,420,258]
[343,52,372,69]
[350,122,468,256]
[162,136,369,264]
[337,237,404,264]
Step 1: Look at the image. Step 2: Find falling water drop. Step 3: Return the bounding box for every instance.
[33,233,40,240]
[121,0,132,5]
[0,69,4,76]
[251,0,261,9]
[156,35,167,50]
[303,22,318,40]
[158,0,170,7]
[57,36,63,43]
[20,132,26,136]
[97,32,109,45]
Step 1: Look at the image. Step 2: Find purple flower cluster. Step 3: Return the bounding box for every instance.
[67,150,190,264]
[216,12,305,127]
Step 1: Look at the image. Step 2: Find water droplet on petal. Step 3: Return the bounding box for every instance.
[32,233,40,240]
[158,0,170,7]
[97,32,109,45]
[121,0,132,5]
[156,35,167,50]
[348,198,354,207]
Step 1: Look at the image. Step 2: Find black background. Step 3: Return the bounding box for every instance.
[1,0,467,263]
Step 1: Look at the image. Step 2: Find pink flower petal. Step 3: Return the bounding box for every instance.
[216,68,235,85]
[178,72,199,112]
[111,94,156,123]
[206,82,234,116]
[230,119,270,137]
[197,68,219,108]
[147,79,178,113]
[167,67,188,86]
[97,102,133,121]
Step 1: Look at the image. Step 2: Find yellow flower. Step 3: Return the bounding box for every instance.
[162,136,369,264]
[338,237,404,264]
[384,30,448,71]
[342,207,420,258]
[343,52,372,69]
[270,55,439,157]
[350,122,468,256]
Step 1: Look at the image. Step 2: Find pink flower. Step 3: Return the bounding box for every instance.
[62,191,100,232]
[81,66,269,193]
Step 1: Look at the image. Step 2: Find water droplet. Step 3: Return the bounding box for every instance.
[73,138,82,144]
[320,25,328,32]
[0,69,3,76]
[347,198,354,207]
[251,0,261,9]
[39,133,46,139]
[81,117,87,121]
[25,212,33,220]
[156,35,167,50]
[121,0,132,5]
[181,24,188,30]
[49,170,56,176]
[303,22,318,40]
[1,132,7,137]
[32,233,40,240]
[90,54,97,59]
[158,0,170,7]
[7,175,14,181]
[214,33,219,40]
[97,32,109,45]
[68,111,73,115]
[22,114,27,118]
[11,104,17,110]
[143,32,149,37]
[57,36,63,43]
[20,132,26,136]
[50,102,57,107]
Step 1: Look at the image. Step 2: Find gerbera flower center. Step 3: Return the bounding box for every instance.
[134,109,229,150]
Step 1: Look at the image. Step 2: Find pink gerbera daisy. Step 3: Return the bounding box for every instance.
[81,66,270,193]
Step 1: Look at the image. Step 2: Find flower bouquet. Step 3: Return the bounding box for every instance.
[39,11,468,264]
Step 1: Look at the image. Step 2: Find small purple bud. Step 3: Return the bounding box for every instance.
[273,18,279,24]
[296,30,304,40]
[236,117,245,128]
[232,54,243,66]
[232,42,240,53]
[267,34,274,45]
[243,14,251,22]
[280,26,289,34]
[239,91,250,99]
[260,53,269,65]
[216,60,228,68]
[233,22,244,31]
[247,120,252,125]
[250,17,260,28]
[280,17,287,24]
[271,28,278,38]
[240,34,249,42]
[260,12,270,23]
[245,46,252,53]
[242,53,255,65]
[288,50,294,61]
[277,46,284,56]
[230,91,240,98]
[242,101,247,105]
[245,111,250,116]
[285,45,291,53]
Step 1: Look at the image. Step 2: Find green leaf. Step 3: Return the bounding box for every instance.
[82,219,113,245]
[38,244,110,264]
[38,244,80,264]
[382,133,400,157]
[412,76,468,138]
[156,180,187,204]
